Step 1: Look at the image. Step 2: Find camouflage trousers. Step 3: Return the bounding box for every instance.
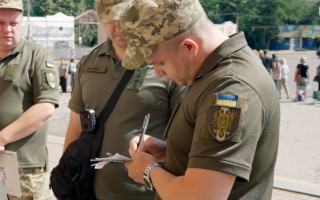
[7,167,52,200]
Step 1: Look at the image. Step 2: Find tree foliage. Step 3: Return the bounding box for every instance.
[22,0,320,48]
[200,0,318,49]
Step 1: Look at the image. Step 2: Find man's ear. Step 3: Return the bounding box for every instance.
[180,39,198,56]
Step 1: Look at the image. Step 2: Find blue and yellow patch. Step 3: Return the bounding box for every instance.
[215,93,238,107]
[46,61,54,68]
[208,93,242,142]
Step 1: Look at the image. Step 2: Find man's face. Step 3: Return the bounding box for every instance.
[103,20,129,49]
[147,42,197,86]
[0,9,23,53]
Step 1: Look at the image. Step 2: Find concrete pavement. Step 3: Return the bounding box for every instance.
[47,88,320,199]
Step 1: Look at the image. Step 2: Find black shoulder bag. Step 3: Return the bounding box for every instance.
[50,69,134,200]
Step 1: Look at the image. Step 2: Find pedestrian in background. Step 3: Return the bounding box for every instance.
[316,65,320,100]
[272,54,281,90]
[278,58,290,99]
[0,0,59,199]
[58,58,68,93]
[69,58,77,88]
[294,56,309,101]
[121,0,280,199]
[61,0,187,199]
[259,49,273,75]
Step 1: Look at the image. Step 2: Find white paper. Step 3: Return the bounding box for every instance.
[91,153,132,169]
[0,180,8,200]
[0,151,21,198]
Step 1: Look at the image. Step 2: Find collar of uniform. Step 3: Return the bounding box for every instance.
[2,38,24,59]
[195,32,248,80]
[97,39,119,61]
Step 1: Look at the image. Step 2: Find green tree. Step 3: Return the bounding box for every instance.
[84,0,95,11]
[23,0,86,16]
[23,0,55,16]
[200,0,314,49]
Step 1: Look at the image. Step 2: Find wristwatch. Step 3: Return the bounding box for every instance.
[143,162,161,191]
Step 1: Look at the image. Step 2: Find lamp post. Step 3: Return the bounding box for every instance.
[27,0,31,41]
[227,2,239,32]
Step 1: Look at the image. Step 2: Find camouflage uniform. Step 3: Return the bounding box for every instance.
[8,168,51,200]
[0,0,22,10]
[1,0,59,199]
[120,0,204,69]
[95,0,132,23]
[120,0,280,199]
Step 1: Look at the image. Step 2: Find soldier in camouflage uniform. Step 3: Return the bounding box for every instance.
[61,0,187,199]
[0,0,59,199]
[122,0,280,199]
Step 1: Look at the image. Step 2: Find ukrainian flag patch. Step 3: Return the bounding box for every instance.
[215,93,238,108]
[206,93,244,142]
[46,61,54,68]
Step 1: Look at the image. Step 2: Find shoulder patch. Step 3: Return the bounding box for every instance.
[127,67,149,91]
[215,93,238,107]
[41,69,58,91]
[207,93,247,142]
[46,61,54,68]
[45,71,56,88]
[208,105,241,142]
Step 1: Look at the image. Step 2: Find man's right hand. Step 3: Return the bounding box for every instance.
[129,135,167,161]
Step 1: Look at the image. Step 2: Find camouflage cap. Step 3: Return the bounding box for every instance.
[0,0,23,11]
[95,0,133,24]
[120,0,204,69]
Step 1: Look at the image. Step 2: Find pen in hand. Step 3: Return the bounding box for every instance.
[137,113,150,148]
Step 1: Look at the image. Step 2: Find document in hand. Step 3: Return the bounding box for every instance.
[91,153,132,169]
[0,151,21,198]
[0,180,8,200]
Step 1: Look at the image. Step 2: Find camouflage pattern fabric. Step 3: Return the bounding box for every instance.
[95,0,133,24]
[0,0,23,11]
[120,0,204,69]
[7,168,51,200]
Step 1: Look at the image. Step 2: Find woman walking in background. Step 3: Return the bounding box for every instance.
[294,57,309,101]
[272,54,281,90]
[316,65,320,100]
[59,58,68,93]
[69,58,77,88]
[278,58,290,99]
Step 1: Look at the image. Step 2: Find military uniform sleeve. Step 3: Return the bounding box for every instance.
[32,48,59,107]
[187,79,265,181]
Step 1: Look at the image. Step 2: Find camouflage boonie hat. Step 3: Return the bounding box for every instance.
[95,0,133,24]
[0,0,23,11]
[120,0,204,69]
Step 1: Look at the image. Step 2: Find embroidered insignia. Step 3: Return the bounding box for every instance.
[127,67,149,91]
[46,61,54,68]
[45,72,56,88]
[207,93,241,142]
[208,105,241,142]
[84,66,108,73]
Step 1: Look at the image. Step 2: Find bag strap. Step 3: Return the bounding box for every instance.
[92,66,135,156]
[97,68,134,125]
